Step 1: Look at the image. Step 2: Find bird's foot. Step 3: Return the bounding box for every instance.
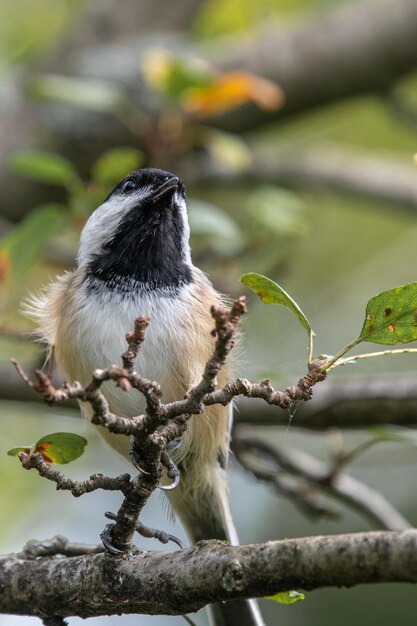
[158,451,180,491]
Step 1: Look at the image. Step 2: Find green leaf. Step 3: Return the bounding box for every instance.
[9,151,78,188]
[92,147,144,186]
[7,446,31,457]
[371,425,417,445]
[0,203,66,279]
[359,283,417,345]
[34,432,87,464]
[241,272,314,360]
[266,591,305,605]
[31,74,123,113]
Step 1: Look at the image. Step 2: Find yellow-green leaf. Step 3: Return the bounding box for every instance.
[142,50,213,100]
[34,432,87,464]
[92,147,144,186]
[7,446,31,457]
[206,131,252,173]
[359,283,417,345]
[266,591,305,605]
[241,272,314,360]
[9,151,78,189]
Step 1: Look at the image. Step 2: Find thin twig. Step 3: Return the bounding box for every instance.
[18,451,132,497]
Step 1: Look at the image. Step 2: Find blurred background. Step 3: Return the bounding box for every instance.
[2,0,417,624]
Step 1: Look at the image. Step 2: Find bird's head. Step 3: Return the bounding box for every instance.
[78,168,192,292]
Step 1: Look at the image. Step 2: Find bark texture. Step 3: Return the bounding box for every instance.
[1,530,417,619]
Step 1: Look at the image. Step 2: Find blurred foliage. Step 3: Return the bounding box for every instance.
[194,0,336,39]
[31,74,125,113]
[142,50,283,117]
[1,147,143,318]
[0,0,82,72]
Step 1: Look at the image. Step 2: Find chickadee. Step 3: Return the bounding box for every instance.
[30,168,265,626]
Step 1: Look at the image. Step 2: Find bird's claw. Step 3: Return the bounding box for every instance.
[100,522,124,554]
[129,437,150,474]
[158,451,180,491]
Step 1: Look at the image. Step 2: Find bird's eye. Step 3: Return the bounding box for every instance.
[122,179,136,194]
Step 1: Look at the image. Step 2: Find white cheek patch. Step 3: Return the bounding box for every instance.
[176,195,192,264]
[77,188,151,267]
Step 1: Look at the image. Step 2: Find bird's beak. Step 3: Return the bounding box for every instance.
[149,177,179,202]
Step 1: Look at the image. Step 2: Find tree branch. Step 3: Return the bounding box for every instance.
[189,146,417,213]
[215,0,417,131]
[2,530,417,618]
[235,375,417,429]
[233,430,411,531]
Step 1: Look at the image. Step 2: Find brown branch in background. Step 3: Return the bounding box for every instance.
[233,428,411,531]
[215,0,417,132]
[189,146,417,214]
[384,89,417,133]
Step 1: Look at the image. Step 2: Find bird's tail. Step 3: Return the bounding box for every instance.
[168,457,266,626]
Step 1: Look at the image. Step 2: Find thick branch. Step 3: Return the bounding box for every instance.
[190,146,417,213]
[1,531,417,618]
[215,0,417,131]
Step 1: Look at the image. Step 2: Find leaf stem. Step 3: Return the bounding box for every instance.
[321,336,363,371]
[328,347,417,370]
[307,331,314,365]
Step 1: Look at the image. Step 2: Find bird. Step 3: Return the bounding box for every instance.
[29,167,265,626]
